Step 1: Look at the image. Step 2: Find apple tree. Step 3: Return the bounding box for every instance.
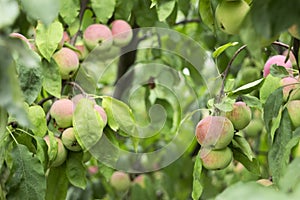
[1,0,300,199]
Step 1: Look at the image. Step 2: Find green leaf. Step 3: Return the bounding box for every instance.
[232,135,255,161]
[34,136,48,170]
[0,107,8,141]
[214,97,235,112]
[115,0,134,20]
[97,161,114,182]
[35,21,64,61]
[6,144,46,200]
[192,153,203,200]
[81,9,94,31]
[270,64,290,78]
[156,0,176,22]
[59,0,80,25]
[263,87,283,134]
[240,95,262,109]
[28,106,47,137]
[134,0,158,27]
[268,109,293,184]
[259,75,281,104]
[73,98,104,150]
[213,42,239,58]
[46,164,69,200]
[91,0,116,24]
[178,0,189,17]
[199,0,214,31]
[102,96,136,134]
[47,131,58,165]
[20,0,60,25]
[41,59,61,98]
[232,148,260,175]
[231,78,264,95]
[279,157,300,193]
[0,0,19,29]
[66,152,87,189]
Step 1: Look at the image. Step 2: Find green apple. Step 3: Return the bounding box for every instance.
[110,171,131,191]
[50,99,74,128]
[83,24,113,51]
[226,102,252,130]
[44,136,68,167]
[61,127,82,151]
[200,147,233,170]
[111,20,133,47]
[287,100,300,128]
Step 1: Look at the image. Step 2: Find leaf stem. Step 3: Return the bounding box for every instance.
[6,127,18,144]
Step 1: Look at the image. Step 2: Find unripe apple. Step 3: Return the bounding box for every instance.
[288,24,300,40]
[111,20,133,47]
[94,104,107,125]
[133,174,147,188]
[292,141,300,157]
[83,24,113,51]
[243,118,264,137]
[58,31,70,49]
[9,32,31,48]
[280,77,300,101]
[71,94,96,108]
[226,102,252,130]
[75,40,89,60]
[263,55,293,77]
[44,136,68,167]
[50,99,74,128]
[287,100,300,128]
[200,147,233,170]
[195,116,234,149]
[61,127,82,151]
[110,171,131,191]
[215,0,250,35]
[52,47,79,80]
[256,179,273,187]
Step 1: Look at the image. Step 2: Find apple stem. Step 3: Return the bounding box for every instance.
[292,38,300,73]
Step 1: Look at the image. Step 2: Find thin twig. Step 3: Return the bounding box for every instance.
[37,96,55,106]
[65,81,87,95]
[175,19,201,25]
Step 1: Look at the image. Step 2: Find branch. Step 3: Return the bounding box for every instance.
[37,96,54,106]
[175,19,201,26]
[65,81,88,95]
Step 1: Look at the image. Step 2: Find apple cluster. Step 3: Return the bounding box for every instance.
[43,94,107,168]
[196,101,252,170]
[109,171,148,192]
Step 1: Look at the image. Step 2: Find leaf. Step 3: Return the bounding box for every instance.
[66,152,87,189]
[178,0,189,17]
[34,136,48,170]
[268,109,293,184]
[97,161,114,182]
[213,42,239,58]
[114,0,134,20]
[73,98,104,150]
[156,0,176,22]
[270,64,290,78]
[102,96,136,134]
[216,182,288,200]
[6,144,46,200]
[232,148,260,175]
[0,0,19,29]
[0,107,8,141]
[133,0,158,27]
[263,87,283,135]
[214,97,235,112]
[91,0,116,24]
[81,9,94,31]
[232,135,255,161]
[59,0,80,25]
[45,164,69,200]
[41,59,61,98]
[279,156,300,193]
[20,0,60,25]
[259,75,281,104]
[28,106,47,137]
[240,95,262,109]
[231,78,264,95]
[192,153,203,200]
[35,21,64,61]
[199,0,214,31]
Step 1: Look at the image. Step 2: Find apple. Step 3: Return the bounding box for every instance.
[75,40,89,60]
[71,94,96,107]
[83,24,113,51]
[52,47,79,80]
[110,171,131,191]
[50,99,74,128]
[94,104,107,125]
[44,136,68,167]
[263,55,293,77]
[280,77,300,101]
[195,116,234,149]
[226,102,252,130]
[282,50,297,66]
[200,147,233,170]
[288,24,300,40]
[215,0,250,35]
[58,31,70,49]
[61,127,82,151]
[287,100,300,128]
[111,20,133,47]
[133,174,147,188]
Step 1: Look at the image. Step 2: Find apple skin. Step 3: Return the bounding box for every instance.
[44,136,68,167]
[58,31,70,49]
[288,24,300,40]
[94,105,107,125]
[50,99,74,128]
[83,24,113,51]
[110,171,131,191]
[133,174,147,188]
[287,100,300,128]
[280,77,300,101]
[111,20,133,47]
[200,147,233,170]
[243,118,264,137]
[195,116,234,149]
[226,102,252,130]
[61,127,82,151]
[263,55,293,77]
[52,47,79,80]
[75,40,89,60]
[215,0,250,35]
